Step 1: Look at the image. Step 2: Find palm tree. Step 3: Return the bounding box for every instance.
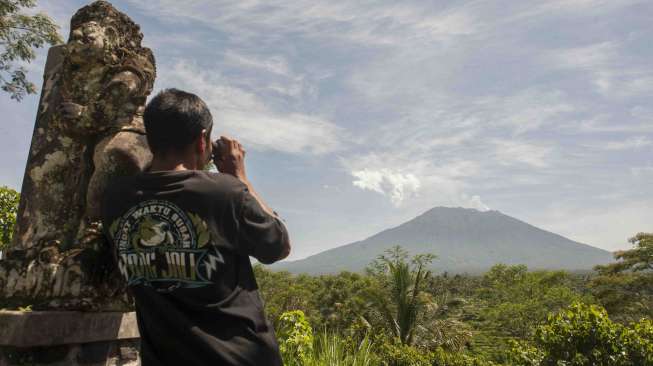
[364,246,471,350]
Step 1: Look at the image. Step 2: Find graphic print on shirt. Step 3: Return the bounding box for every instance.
[109,199,224,292]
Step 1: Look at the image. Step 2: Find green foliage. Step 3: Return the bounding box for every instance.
[378,340,435,366]
[431,348,498,366]
[311,271,373,332]
[254,266,316,328]
[278,310,314,365]
[377,340,496,366]
[255,242,653,365]
[592,233,653,322]
[507,339,544,366]
[1,0,62,101]
[596,233,653,273]
[464,264,591,362]
[626,318,653,366]
[478,264,590,338]
[277,311,379,366]
[536,302,620,365]
[365,246,436,345]
[509,302,653,366]
[305,331,378,366]
[0,185,19,249]
[364,246,471,351]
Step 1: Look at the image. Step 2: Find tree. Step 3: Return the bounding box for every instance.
[253,266,320,329]
[596,233,653,273]
[0,185,19,250]
[1,0,62,101]
[592,233,653,322]
[309,271,373,332]
[364,246,471,351]
[509,302,653,366]
[477,264,590,338]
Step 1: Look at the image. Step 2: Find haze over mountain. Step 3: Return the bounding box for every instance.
[273,207,614,274]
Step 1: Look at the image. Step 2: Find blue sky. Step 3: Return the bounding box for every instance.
[1,0,652,259]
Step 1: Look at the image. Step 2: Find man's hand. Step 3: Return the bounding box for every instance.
[213,136,248,183]
[213,136,291,259]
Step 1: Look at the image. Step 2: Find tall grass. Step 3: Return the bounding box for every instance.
[302,332,377,366]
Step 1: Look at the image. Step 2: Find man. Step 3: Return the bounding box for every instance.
[101,88,290,365]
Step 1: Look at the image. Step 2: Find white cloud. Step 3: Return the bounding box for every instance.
[631,166,653,178]
[543,0,644,13]
[223,50,291,76]
[158,60,343,155]
[466,195,490,211]
[144,33,204,53]
[508,0,645,22]
[423,130,479,148]
[125,0,479,46]
[603,136,652,151]
[554,42,616,71]
[492,139,552,168]
[551,41,653,98]
[351,168,421,206]
[567,113,653,134]
[474,90,575,135]
[342,148,490,211]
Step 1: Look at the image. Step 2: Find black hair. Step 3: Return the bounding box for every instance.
[143,88,213,155]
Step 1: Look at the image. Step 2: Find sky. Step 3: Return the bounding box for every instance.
[1,0,652,259]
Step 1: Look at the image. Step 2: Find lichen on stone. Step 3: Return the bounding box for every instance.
[28,150,68,184]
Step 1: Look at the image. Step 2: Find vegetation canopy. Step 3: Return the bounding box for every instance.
[257,237,653,365]
[0,0,62,101]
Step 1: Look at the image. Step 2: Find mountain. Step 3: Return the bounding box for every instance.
[272,207,614,274]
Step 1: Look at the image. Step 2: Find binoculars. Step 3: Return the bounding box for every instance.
[211,140,228,162]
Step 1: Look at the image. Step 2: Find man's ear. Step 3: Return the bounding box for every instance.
[197,129,208,153]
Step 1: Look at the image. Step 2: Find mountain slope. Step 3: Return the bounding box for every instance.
[273,207,614,274]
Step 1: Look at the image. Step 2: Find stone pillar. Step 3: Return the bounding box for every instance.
[0,1,156,364]
[1,0,156,310]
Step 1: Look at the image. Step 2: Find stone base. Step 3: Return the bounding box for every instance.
[0,311,140,366]
[0,339,139,366]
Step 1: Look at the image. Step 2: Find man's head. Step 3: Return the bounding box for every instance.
[143,88,213,168]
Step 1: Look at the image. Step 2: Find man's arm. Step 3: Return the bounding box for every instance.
[236,188,291,263]
[214,136,291,262]
[242,182,291,260]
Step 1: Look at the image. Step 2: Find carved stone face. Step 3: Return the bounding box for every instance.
[68,21,114,64]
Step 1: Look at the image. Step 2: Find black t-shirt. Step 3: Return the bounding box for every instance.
[100,170,288,366]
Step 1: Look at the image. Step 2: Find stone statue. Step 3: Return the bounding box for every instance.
[0,1,156,310]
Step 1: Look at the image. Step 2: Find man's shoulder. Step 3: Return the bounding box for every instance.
[194,171,247,193]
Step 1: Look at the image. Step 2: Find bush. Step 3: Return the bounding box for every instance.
[378,340,434,366]
[0,186,20,250]
[278,310,314,366]
[377,339,495,366]
[509,302,653,366]
[432,348,497,366]
[277,310,379,366]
